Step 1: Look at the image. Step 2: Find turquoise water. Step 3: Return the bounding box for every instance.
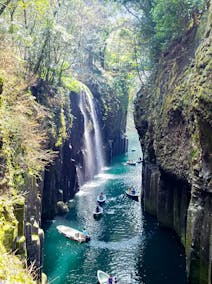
[43,131,187,284]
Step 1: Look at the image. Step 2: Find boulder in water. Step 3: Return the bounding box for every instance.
[56,201,69,215]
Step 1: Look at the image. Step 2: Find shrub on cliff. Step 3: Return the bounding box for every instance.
[0,38,54,194]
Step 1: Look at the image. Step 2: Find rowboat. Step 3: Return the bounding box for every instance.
[57,225,90,243]
[97,193,106,204]
[97,270,109,284]
[97,270,117,284]
[126,160,136,166]
[126,188,140,201]
[93,206,103,218]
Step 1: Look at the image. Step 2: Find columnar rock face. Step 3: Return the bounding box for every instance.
[41,90,84,220]
[134,5,212,284]
[25,177,45,281]
[41,142,79,220]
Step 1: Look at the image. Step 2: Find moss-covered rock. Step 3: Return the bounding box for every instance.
[134,3,212,284]
[56,201,69,215]
[0,196,35,283]
[62,76,81,94]
[42,272,48,284]
[13,197,25,236]
[16,235,26,256]
[0,197,18,251]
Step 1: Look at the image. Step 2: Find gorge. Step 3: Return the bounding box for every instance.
[43,120,187,284]
[0,0,211,284]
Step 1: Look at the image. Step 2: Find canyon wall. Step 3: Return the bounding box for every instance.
[134,5,212,284]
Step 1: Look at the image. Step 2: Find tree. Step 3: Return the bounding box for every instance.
[113,0,208,57]
[152,0,207,50]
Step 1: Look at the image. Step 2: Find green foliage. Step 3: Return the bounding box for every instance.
[105,28,135,71]
[152,0,207,50]
[112,75,129,112]
[62,76,81,93]
[0,0,208,85]
[152,0,187,49]
[114,0,208,60]
[0,41,54,193]
[0,90,54,190]
[55,109,67,147]
[0,0,122,85]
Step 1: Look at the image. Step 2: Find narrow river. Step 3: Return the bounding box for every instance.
[43,128,187,284]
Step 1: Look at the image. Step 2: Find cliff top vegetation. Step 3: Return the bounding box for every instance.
[114,0,208,61]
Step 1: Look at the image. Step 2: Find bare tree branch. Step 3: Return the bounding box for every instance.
[0,0,12,16]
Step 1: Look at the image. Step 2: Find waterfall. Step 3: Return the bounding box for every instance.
[86,93,105,170]
[78,84,105,183]
[79,93,95,180]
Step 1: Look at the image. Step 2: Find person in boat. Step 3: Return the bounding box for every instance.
[99,192,104,200]
[82,228,89,238]
[96,205,100,213]
[131,187,136,195]
[108,275,113,284]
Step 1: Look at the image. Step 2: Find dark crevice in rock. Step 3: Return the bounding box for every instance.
[143,163,191,244]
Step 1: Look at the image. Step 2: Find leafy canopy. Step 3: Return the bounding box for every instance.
[113,0,208,57]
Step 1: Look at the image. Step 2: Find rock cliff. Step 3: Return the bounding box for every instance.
[134,4,212,284]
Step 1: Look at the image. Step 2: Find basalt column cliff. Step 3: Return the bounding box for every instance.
[134,4,212,284]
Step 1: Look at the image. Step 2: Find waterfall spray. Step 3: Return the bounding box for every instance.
[78,84,105,184]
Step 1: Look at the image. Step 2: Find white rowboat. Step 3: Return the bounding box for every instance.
[126,189,140,201]
[57,225,90,243]
[97,194,106,204]
[126,161,136,166]
[93,206,103,218]
[97,270,109,284]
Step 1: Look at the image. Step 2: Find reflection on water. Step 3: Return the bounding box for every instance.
[43,130,186,284]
